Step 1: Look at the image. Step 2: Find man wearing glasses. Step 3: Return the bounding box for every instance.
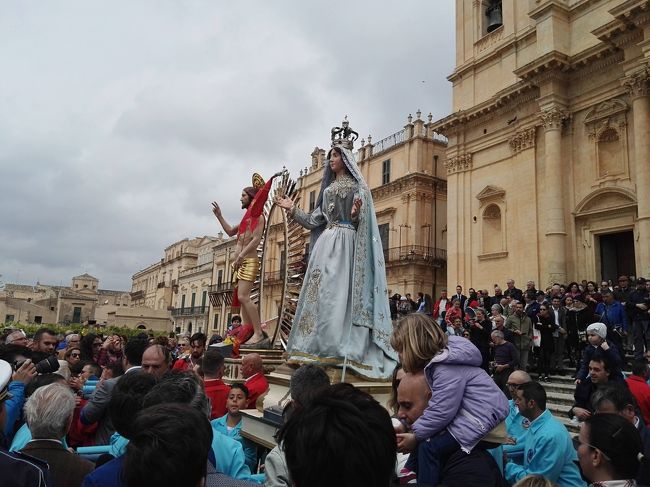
[4,330,28,347]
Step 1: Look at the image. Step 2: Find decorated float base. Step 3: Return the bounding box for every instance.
[224,348,392,450]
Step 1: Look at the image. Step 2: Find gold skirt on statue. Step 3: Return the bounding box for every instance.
[233,257,260,284]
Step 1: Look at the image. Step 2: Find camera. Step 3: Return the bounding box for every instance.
[14,355,60,374]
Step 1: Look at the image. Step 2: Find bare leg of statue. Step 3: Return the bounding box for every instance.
[237,279,263,343]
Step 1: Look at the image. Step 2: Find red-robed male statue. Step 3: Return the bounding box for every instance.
[212,172,278,348]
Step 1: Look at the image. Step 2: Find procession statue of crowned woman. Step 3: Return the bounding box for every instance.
[275,119,398,380]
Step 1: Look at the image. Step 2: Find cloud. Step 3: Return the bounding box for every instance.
[0,1,455,290]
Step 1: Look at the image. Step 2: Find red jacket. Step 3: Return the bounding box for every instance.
[204,379,230,419]
[245,373,269,409]
[627,375,650,426]
[433,298,452,320]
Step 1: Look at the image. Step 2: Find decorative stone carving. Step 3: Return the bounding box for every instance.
[508,127,536,153]
[476,185,505,204]
[445,153,473,175]
[582,97,630,181]
[584,98,628,139]
[540,106,569,131]
[622,67,650,99]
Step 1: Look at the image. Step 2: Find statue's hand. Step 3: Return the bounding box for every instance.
[274,196,293,210]
[212,202,222,218]
[351,198,362,218]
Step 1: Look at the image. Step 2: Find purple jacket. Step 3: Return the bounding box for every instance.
[412,335,509,453]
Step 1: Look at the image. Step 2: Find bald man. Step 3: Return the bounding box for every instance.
[397,372,505,486]
[503,370,532,462]
[141,345,170,379]
[241,353,268,409]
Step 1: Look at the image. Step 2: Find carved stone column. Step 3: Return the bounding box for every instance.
[623,68,650,277]
[540,105,569,284]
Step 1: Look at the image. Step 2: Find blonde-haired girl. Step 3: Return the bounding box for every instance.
[391,314,509,486]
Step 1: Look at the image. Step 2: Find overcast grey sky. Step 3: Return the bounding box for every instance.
[0,1,455,291]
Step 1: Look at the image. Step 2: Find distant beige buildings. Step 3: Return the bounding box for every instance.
[0,273,140,328]
[433,0,650,289]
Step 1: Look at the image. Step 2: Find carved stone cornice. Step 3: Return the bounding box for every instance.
[513,51,570,85]
[445,154,473,175]
[540,106,570,131]
[371,172,447,201]
[508,127,537,153]
[431,82,538,135]
[622,67,650,100]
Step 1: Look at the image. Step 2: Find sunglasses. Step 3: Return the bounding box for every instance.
[70,353,81,358]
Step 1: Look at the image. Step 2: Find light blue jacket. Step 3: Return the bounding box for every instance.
[3,381,25,441]
[505,409,586,486]
[211,415,257,472]
[503,399,528,461]
[211,425,264,484]
[10,423,69,452]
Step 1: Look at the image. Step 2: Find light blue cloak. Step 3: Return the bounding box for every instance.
[286,147,398,380]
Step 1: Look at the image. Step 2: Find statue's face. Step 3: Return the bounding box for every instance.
[329,150,345,173]
[241,191,251,209]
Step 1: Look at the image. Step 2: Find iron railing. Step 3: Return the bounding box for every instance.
[372,129,406,155]
[171,306,208,317]
[383,245,447,267]
[208,283,233,293]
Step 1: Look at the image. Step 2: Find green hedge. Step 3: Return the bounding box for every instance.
[3,322,170,339]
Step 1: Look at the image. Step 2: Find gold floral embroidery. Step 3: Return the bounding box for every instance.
[297,309,315,335]
[327,174,357,199]
[305,268,322,303]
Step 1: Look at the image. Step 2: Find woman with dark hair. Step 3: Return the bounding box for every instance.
[577,413,644,485]
[79,333,101,363]
[534,305,557,382]
[469,307,492,371]
[564,295,593,369]
[585,281,603,315]
[275,124,397,380]
[566,282,584,302]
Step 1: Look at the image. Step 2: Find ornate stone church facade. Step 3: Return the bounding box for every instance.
[433,0,650,289]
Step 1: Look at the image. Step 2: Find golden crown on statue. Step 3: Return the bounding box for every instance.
[330,116,359,150]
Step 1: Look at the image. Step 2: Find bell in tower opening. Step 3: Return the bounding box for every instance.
[486,0,502,33]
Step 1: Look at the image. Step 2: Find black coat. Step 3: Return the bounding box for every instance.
[534,314,557,351]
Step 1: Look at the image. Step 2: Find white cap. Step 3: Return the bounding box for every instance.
[0,360,13,402]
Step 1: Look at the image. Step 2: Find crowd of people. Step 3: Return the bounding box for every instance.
[0,325,272,487]
[1,274,649,487]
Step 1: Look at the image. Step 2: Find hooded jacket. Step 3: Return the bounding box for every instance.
[411,335,509,453]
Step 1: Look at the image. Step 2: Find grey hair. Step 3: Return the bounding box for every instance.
[491,304,503,312]
[24,383,75,440]
[65,333,80,344]
[290,364,331,406]
[491,330,504,339]
[5,330,26,344]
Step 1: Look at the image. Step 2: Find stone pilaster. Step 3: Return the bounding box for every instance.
[623,68,650,277]
[540,105,569,285]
